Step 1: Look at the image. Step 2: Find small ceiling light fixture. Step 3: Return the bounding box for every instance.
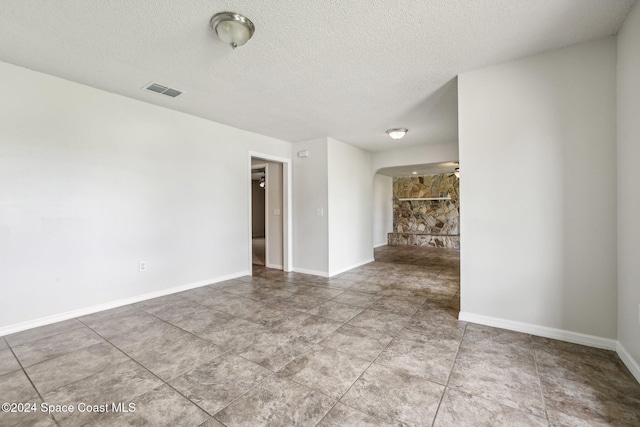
[412,171,418,175]
[259,176,266,189]
[386,128,408,140]
[210,12,255,49]
[454,168,460,178]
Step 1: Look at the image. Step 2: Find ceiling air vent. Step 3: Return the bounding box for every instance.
[143,82,183,98]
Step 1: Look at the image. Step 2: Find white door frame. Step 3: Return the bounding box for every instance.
[248,151,292,273]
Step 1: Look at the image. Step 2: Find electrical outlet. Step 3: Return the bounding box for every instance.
[139,261,147,272]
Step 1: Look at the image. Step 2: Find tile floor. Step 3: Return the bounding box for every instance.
[1,246,639,426]
[252,237,266,266]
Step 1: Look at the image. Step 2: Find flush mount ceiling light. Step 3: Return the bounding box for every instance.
[210,12,255,49]
[386,128,408,140]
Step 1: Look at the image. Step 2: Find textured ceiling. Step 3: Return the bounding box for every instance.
[0,0,635,152]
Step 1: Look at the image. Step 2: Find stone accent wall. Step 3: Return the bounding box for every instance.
[389,174,460,248]
[388,233,460,248]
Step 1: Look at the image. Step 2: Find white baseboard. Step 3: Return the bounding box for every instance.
[292,267,330,278]
[266,263,283,269]
[329,258,376,277]
[458,312,617,350]
[293,258,376,278]
[617,342,640,383]
[0,271,250,337]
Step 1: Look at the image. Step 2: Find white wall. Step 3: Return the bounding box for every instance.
[373,174,393,247]
[458,38,618,341]
[265,162,283,269]
[327,137,373,275]
[0,61,291,331]
[617,0,640,375]
[371,141,458,175]
[292,137,373,276]
[292,138,329,275]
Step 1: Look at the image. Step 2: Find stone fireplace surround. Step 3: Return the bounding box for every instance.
[389,173,460,248]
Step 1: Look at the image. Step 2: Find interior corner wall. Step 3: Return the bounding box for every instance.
[265,161,283,269]
[292,138,329,275]
[373,174,393,247]
[458,37,618,340]
[0,61,291,331]
[617,0,640,371]
[327,137,373,275]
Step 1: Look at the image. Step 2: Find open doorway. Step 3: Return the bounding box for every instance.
[249,153,291,274]
[374,162,460,248]
[373,161,461,309]
[251,164,266,266]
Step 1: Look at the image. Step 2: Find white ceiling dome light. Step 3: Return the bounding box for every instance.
[386,128,408,140]
[210,12,255,49]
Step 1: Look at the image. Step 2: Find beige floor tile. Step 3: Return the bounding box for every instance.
[331,290,381,308]
[368,295,426,316]
[543,376,640,425]
[449,344,545,418]
[341,363,444,426]
[0,369,39,402]
[3,246,638,426]
[0,397,57,427]
[434,388,548,427]
[319,324,393,361]
[194,317,269,353]
[25,342,128,394]
[169,353,272,415]
[0,349,21,376]
[132,294,186,313]
[307,300,364,323]
[375,328,461,385]
[317,402,385,426]
[279,346,369,399]
[5,319,85,347]
[79,308,160,340]
[215,375,335,426]
[110,323,225,381]
[238,330,313,371]
[279,293,326,311]
[294,285,345,300]
[347,309,412,336]
[43,359,163,426]
[272,312,341,343]
[12,327,104,367]
[85,384,210,426]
